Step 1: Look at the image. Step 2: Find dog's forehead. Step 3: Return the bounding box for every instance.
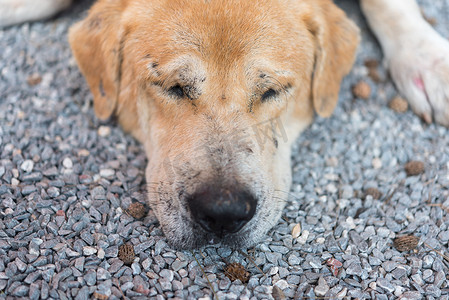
[132,0,305,58]
[130,0,310,82]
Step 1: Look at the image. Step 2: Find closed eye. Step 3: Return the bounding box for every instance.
[261,88,279,102]
[167,84,185,98]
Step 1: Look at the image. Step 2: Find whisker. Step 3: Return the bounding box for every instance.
[273,189,301,201]
[238,249,265,276]
[124,184,147,194]
[271,196,289,204]
[145,180,178,186]
[191,251,218,300]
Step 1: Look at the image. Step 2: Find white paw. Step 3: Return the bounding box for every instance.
[0,0,72,27]
[387,27,449,126]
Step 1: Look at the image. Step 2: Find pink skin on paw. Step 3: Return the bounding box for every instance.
[413,77,425,91]
[412,76,432,123]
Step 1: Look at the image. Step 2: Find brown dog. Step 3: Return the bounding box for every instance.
[68,0,449,249]
[69,0,359,249]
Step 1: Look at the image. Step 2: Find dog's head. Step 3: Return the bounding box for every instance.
[69,0,359,248]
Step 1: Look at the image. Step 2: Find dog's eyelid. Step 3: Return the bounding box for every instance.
[167,84,185,98]
[261,88,279,102]
[166,84,198,101]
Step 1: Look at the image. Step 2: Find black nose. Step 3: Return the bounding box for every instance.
[187,187,257,235]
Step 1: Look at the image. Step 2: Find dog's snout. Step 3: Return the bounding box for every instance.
[188,187,257,235]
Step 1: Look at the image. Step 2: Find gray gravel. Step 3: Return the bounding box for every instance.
[1,0,449,299]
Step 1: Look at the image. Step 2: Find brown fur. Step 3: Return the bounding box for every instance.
[69,0,359,249]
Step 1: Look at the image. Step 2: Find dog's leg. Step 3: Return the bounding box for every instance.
[0,0,72,27]
[361,0,449,126]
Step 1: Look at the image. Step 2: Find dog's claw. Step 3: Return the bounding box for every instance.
[421,112,432,124]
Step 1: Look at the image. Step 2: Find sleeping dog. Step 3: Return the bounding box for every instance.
[4,0,449,249]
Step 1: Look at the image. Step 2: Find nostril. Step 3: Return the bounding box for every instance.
[197,216,216,233]
[227,219,248,233]
[187,187,257,235]
[198,216,248,234]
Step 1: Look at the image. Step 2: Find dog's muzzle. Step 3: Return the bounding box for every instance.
[187,186,257,236]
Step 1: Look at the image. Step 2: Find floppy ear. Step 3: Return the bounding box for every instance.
[305,0,360,117]
[68,0,127,120]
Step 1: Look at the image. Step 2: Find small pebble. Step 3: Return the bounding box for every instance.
[100,168,115,178]
[377,278,395,293]
[272,285,286,300]
[78,149,90,157]
[297,230,309,244]
[314,277,329,297]
[83,246,97,256]
[291,223,301,239]
[98,126,111,137]
[97,248,105,259]
[63,157,73,169]
[20,160,34,172]
[422,255,434,268]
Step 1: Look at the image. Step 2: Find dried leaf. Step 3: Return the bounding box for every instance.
[364,187,382,200]
[127,202,146,219]
[352,81,371,99]
[26,73,42,86]
[368,68,382,83]
[224,263,250,283]
[364,58,379,69]
[118,244,135,265]
[404,161,425,176]
[389,96,408,113]
[394,235,419,252]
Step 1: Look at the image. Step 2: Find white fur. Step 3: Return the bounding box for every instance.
[0,0,72,27]
[361,0,449,126]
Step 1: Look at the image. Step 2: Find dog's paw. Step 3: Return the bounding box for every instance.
[387,28,449,126]
[0,0,72,27]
